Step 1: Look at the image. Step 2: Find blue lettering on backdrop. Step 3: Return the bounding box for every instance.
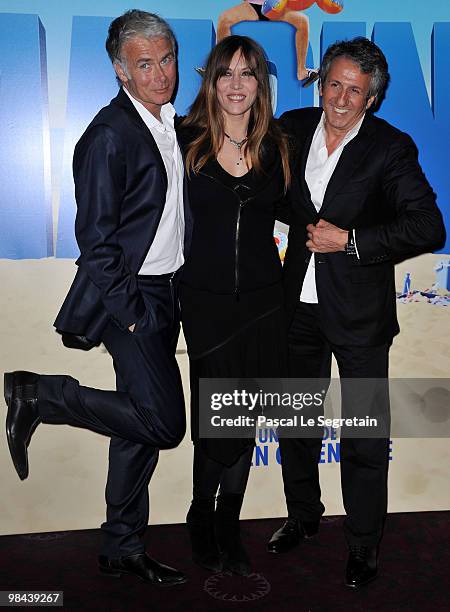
[254,445,269,466]
[57,18,449,258]
[254,428,393,466]
[0,14,52,259]
[323,426,337,441]
[321,21,449,252]
[258,428,279,443]
[320,21,366,58]
[237,20,449,252]
[0,15,448,259]
[372,23,450,254]
[233,21,314,114]
[57,17,214,258]
[56,17,117,258]
[276,446,281,465]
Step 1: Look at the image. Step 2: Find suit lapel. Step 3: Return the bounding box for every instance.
[320,115,376,215]
[173,115,194,254]
[113,88,168,190]
[297,118,320,216]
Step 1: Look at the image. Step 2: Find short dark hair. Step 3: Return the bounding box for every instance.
[320,37,389,102]
[105,9,176,71]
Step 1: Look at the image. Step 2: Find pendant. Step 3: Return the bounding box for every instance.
[224,132,247,167]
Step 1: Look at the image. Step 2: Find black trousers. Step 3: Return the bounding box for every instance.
[279,302,390,547]
[37,274,185,557]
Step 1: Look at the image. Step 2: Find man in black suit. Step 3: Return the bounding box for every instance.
[267,38,445,588]
[4,10,192,586]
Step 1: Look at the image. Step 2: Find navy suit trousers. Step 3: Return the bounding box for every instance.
[38,274,185,557]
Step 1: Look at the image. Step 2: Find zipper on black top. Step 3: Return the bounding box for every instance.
[235,202,243,301]
[199,170,254,299]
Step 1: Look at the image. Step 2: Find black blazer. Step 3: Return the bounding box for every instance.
[282,108,446,346]
[54,88,193,344]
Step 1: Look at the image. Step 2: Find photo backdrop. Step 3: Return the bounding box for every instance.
[0,0,449,535]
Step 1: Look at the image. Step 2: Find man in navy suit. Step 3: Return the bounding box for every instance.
[4,10,191,586]
[267,37,445,588]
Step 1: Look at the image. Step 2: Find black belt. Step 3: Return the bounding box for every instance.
[138,268,182,282]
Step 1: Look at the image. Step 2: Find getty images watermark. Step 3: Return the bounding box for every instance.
[199,378,450,439]
[209,388,378,430]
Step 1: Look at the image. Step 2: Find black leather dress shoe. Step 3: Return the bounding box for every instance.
[98,553,187,586]
[4,371,41,481]
[267,517,320,554]
[345,545,378,589]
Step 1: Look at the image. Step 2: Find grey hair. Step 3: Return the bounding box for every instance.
[106,9,176,75]
[320,37,389,103]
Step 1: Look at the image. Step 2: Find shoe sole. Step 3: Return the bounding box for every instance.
[99,566,187,586]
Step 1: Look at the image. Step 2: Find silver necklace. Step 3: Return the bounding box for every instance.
[224,132,248,165]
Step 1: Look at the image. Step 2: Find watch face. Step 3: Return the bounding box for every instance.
[345,239,356,256]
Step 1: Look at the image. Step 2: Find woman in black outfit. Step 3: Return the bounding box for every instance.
[178,35,291,575]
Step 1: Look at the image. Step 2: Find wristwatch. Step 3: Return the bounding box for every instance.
[345,232,357,256]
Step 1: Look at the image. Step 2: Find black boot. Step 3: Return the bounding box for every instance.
[215,493,251,576]
[186,498,222,572]
[4,371,41,480]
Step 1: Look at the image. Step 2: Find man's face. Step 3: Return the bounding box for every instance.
[320,56,375,134]
[114,36,176,119]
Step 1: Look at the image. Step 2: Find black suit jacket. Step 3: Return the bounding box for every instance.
[281,108,446,346]
[55,88,193,344]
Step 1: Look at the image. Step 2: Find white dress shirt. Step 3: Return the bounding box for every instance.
[300,112,364,303]
[123,87,185,275]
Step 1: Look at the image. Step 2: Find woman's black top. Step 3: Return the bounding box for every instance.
[179,137,289,359]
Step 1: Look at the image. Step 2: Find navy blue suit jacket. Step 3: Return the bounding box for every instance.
[281,108,446,346]
[55,88,193,344]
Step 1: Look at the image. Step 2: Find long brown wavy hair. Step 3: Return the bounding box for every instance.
[183,35,290,190]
